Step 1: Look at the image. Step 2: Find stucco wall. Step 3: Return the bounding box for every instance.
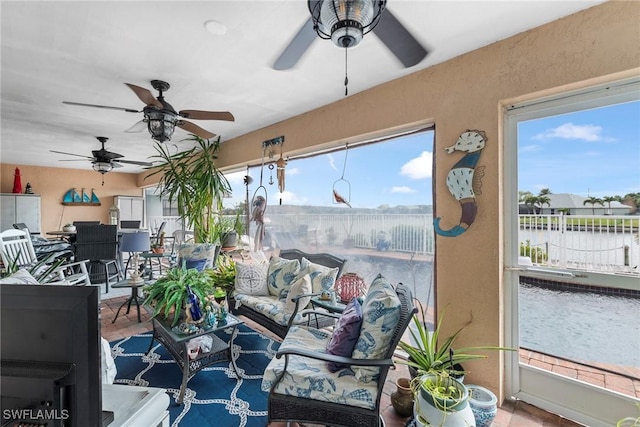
[209,1,640,398]
[0,164,143,233]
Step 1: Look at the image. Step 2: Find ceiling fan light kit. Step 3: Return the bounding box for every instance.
[146,109,177,143]
[92,161,113,174]
[310,0,386,49]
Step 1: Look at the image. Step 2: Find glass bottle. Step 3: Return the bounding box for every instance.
[186,285,202,322]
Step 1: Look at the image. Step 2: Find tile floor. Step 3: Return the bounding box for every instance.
[101,293,588,427]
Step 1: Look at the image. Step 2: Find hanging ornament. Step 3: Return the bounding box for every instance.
[333,145,352,208]
[268,163,274,185]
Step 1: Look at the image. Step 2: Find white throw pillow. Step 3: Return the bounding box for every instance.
[235,262,269,296]
[284,274,312,314]
[0,269,39,285]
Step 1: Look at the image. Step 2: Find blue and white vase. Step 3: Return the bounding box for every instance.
[467,384,497,427]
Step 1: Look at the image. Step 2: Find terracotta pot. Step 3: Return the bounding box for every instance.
[391,377,414,417]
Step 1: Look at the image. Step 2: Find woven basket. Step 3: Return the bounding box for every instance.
[334,273,367,303]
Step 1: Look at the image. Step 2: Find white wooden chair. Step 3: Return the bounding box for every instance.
[0,229,91,285]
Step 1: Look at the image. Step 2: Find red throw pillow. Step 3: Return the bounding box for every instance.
[325,298,363,372]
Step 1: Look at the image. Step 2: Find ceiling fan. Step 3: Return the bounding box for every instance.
[50,137,153,185]
[63,80,235,142]
[273,0,429,71]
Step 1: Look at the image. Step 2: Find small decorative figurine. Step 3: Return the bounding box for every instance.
[24,182,34,194]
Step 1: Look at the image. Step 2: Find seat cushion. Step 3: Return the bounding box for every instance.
[299,257,339,294]
[266,256,301,297]
[261,325,379,410]
[234,294,307,326]
[0,269,39,284]
[351,274,401,382]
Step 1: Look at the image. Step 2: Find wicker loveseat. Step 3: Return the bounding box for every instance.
[230,249,346,338]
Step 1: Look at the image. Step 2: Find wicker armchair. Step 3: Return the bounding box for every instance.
[262,280,416,427]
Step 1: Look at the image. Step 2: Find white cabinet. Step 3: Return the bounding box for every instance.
[114,196,145,228]
[0,194,41,233]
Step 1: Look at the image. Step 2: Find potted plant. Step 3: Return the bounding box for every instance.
[411,371,475,427]
[205,255,236,296]
[142,264,215,326]
[145,135,231,244]
[399,307,514,426]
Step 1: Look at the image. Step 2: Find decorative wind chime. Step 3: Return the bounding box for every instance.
[333,144,352,208]
[251,135,285,251]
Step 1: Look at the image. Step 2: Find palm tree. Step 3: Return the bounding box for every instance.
[539,188,552,195]
[583,196,604,215]
[534,195,551,214]
[524,195,538,214]
[623,192,640,214]
[602,195,621,215]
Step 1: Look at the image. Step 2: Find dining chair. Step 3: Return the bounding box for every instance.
[74,224,121,292]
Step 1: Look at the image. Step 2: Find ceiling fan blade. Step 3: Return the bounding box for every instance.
[179,110,235,122]
[273,17,316,70]
[373,9,428,68]
[115,159,154,167]
[93,150,123,160]
[177,121,216,140]
[50,150,94,159]
[125,83,163,108]
[125,120,147,133]
[59,159,93,162]
[62,101,141,113]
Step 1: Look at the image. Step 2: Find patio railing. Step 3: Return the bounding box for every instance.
[148,213,639,275]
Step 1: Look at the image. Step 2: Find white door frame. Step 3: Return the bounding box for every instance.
[503,78,640,426]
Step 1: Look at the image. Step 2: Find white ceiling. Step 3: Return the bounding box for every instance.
[1,1,605,173]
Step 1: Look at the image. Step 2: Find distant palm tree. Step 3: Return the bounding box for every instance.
[524,195,538,214]
[602,195,620,215]
[539,188,552,195]
[623,192,640,214]
[583,196,604,215]
[534,195,551,214]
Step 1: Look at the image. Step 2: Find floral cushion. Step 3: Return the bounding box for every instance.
[266,256,301,297]
[234,294,308,326]
[284,274,312,314]
[235,262,269,296]
[261,325,379,410]
[299,257,339,294]
[178,243,218,270]
[351,274,401,382]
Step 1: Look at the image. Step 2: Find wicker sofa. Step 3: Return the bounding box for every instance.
[230,249,346,338]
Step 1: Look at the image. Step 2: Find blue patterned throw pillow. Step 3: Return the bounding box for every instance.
[351,274,401,382]
[266,256,301,297]
[299,257,339,294]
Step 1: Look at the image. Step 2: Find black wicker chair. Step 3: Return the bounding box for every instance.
[266,282,416,427]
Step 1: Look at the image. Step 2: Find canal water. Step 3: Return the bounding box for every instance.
[346,255,639,369]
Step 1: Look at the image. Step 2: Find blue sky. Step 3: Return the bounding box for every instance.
[222,100,639,209]
[518,100,639,199]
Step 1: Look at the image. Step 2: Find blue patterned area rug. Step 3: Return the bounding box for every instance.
[110,324,280,427]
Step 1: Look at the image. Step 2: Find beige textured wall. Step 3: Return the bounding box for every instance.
[0,164,143,233]
[1,1,638,400]
[211,1,640,398]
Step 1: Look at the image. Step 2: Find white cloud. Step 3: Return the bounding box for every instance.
[224,170,245,185]
[287,167,300,175]
[532,122,603,142]
[275,191,307,204]
[391,186,416,193]
[327,153,337,171]
[400,151,432,179]
[520,144,542,153]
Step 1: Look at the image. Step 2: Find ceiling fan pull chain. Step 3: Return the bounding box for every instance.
[344,48,349,96]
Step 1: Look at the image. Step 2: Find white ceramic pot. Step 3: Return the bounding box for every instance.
[63,225,76,232]
[414,374,476,427]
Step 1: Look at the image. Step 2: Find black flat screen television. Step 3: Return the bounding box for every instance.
[1,284,102,427]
